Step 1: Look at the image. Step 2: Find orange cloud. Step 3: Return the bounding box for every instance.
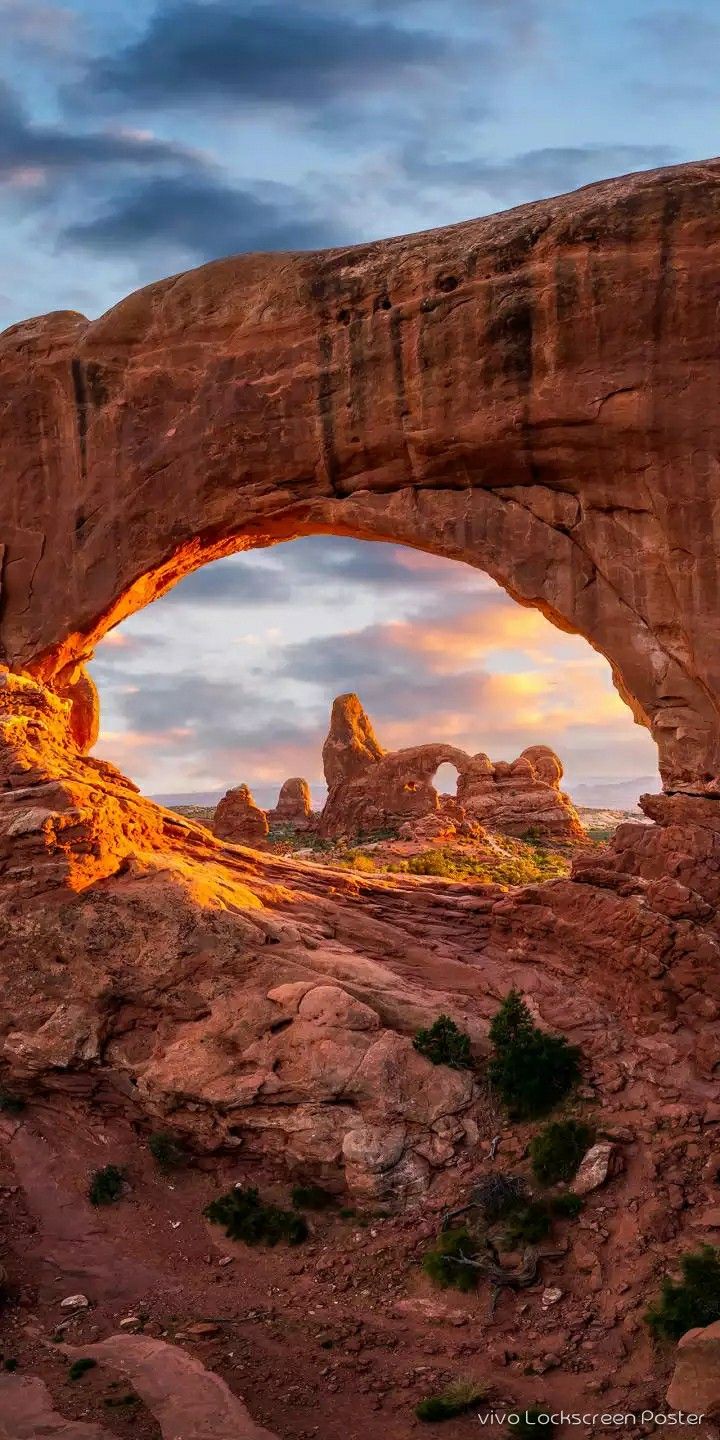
[379,604,582,671]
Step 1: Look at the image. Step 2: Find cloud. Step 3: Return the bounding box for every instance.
[73,0,454,115]
[0,78,198,190]
[0,0,79,54]
[274,599,636,745]
[630,8,720,104]
[158,540,484,608]
[260,536,484,592]
[95,634,657,796]
[61,172,340,260]
[400,141,676,205]
[162,557,291,607]
[636,8,720,67]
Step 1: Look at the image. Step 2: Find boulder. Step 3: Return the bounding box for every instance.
[61,1335,278,1439]
[667,1320,720,1417]
[571,1141,624,1196]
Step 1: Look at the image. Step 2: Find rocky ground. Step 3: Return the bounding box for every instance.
[1,671,720,1437]
[1,1073,718,1440]
[172,802,636,887]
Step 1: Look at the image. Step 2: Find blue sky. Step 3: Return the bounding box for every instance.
[3,0,708,801]
[1,0,717,327]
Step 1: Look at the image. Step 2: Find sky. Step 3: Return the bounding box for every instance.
[90,539,660,807]
[3,0,710,803]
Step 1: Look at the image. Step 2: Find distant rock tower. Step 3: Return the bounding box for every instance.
[267,778,313,830]
[318,693,585,842]
[322,693,385,789]
[213,784,269,847]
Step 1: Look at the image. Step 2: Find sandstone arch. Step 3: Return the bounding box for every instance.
[2,158,720,791]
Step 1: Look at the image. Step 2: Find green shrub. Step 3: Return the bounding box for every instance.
[488,990,581,1118]
[549,1192,584,1219]
[148,1131,187,1171]
[416,1379,488,1422]
[646,1244,720,1340]
[502,1199,553,1247]
[407,849,457,877]
[204,1186,308,1247]
[422,1227,480,1292]
[89,1164,125,1206]
[414,1014,472,1069]
[68,1358,97,1381]
[509,1408,555,1437]
[529,1119,595,1185]
[0,1089,25,1114]
[291,1183,335,1211]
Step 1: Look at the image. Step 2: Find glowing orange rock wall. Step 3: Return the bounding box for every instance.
[2,160,720,790]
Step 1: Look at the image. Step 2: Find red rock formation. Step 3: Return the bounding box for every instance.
[322,694,384,789]
[0,661,719,1227]
[61,1336,279,1439]
[319,694,583,841]
[2,164,720,1410]
[2,160,720,791]
[58,667,100,754]
[213,784,269,847]
[0,1374,115,1438]
[667,1321,720,1416]
[267,777,313,830]
[457,745,585,840]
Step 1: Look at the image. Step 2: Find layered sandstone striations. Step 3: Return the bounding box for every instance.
[2,161,720,790]
[319,694,584,841]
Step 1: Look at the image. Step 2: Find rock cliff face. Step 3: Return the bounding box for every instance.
[2,159,720,791]
[319,694,583,841]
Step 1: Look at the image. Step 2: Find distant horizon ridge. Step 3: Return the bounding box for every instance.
[150,773,659,812]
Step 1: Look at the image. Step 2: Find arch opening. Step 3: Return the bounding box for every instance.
[432,762,462,799]
[3,163,720,795]
[88,536,659,864]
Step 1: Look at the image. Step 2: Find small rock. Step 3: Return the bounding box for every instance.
[541,1287,563,1308]
[60,1294,90,1310]
[218,1256,233,1267]
[185,1322,221,1338]
[572,1142,624,1196]
[119,1315,142,1330]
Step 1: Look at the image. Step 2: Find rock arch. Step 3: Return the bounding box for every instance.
[2,158,720,791]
